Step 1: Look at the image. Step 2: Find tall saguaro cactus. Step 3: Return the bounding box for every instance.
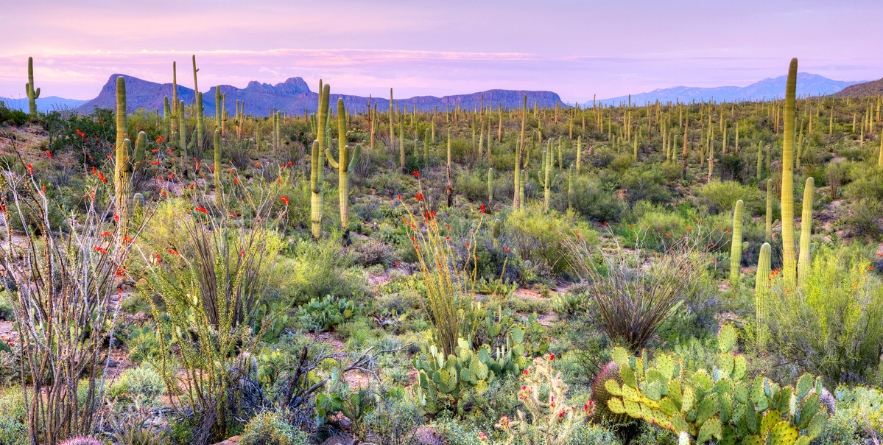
[192,55,203,150]
[542,141,552,211]
[325,98,362,232]
[798,177,815,286]
[213,130,222,206]
[781,58,798,287]
[25,57,40,117]
[765,179,773,242]
[311,81,331,239]
[113,77,146,236]
[755,243,772,351]
[513,95,527,210]
[729,200,744,285]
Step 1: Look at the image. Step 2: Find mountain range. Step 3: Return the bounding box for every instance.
[0,96,87,112]
[74,74,564,117]
[589,73,862,107]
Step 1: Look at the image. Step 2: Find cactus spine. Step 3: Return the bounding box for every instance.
[756,243,772,351]
[325,99,361,231]
[798,177,814,286]
[781,58,798,287]
[514,95,527,210]
[729,200,744,285]
[25,57,40,117]
[311,81,330,239]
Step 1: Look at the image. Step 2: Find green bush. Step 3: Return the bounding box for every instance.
[563,175,625,223]
[505,204,597,277]
[240,410,308,445]
[694,180,762,215]
[107,364,166,406]
[0,387,27,445]
[769,245,883,383]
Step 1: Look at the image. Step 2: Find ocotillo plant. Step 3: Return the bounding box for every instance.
[781,58,798,287]
[729,199,744,285]
[25,57,40,117]
[798,177,814,286]
[325,98,362,232]
[756,243,772,351]
[311,81,331,239]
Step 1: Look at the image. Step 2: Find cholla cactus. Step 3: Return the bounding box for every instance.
[491,354,594,445]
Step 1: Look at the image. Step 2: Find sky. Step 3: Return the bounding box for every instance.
[0,0,881,104]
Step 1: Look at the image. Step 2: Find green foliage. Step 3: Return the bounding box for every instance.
[695,180,762,215]
[298,294,358,332]
[605,325,830,445]
[239,410,308,445]
[107,364,166,406]
[505,205,597,277]
[769,245,883,383]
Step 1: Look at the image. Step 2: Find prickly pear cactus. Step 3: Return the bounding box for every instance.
[605,324,830,444]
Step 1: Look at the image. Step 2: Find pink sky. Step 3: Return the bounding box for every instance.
[1,0,880,103]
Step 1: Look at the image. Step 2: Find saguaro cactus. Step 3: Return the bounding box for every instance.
[729,200,744,285]
[115,76,127,152]
[213,130,222,205]
[781,58,798,287]
[543,141,552,211]
[25,57,40,117]
[575,136,582,173]
[178,100,187,150]
[163,97,171,140]
[514,95,527,210]
[325,98,362,232]
[765,179,773,242]
[487,167,494,203]
[192,55,203,150]
[756,243,772,351]
[311,81,331,239]
[798,177,814,286]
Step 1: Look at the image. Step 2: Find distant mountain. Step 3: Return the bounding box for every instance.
[1,96,87,112]
[589,73,861,107]
[833,77,883,98]
[75,74,565,117]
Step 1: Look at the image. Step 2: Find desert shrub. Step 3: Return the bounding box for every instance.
[564,175,625,223]
[505,205,597,277]
[0,387,26,445]
[240,410,308,445]
[768,245,883,384]
[839,199,883,241]
[350,237,397,267]
[565,234,711,351]
[620,165,672,207]
[566,424,620,445]
[0,102,28,126]
[107,364,166,406]
[694,179,762,214]
[273,235,368,305]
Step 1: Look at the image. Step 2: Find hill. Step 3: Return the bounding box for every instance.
[832,77,883,98]
[589,73,860,106]
[75,74,565,117]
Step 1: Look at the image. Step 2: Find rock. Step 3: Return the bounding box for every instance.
[212,436,240,445]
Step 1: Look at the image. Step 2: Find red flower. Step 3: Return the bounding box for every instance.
[234,177,240,185]
[45,150,52,159]
[195,206,209,214]
[415,193,424,201]
[548,353,555,361]
[94,246,107,255]
[26,164,33,175]
[480,203,485,213]
[254,162,261,168]
[280,196,289,206]
[113,214,120,222]
[75,129,86,138]
[156,136,165,143]
[99,231,112,237]
[397,194,402,201]
[123,236,134,243]
[154,253,162,264]
[150,161,161,165]
[240,249,246,257]
[167,248,179,255]
[413,170,419,179]
[115,267,126,276]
